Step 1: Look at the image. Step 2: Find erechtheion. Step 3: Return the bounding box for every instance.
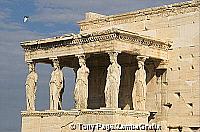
[21,0,200,131]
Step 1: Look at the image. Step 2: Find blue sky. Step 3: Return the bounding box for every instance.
[0,0,188,131]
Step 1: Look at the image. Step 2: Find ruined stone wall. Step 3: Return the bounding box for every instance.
[139,9,199,130]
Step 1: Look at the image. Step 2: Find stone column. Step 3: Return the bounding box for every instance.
[25,61,38,111]
[49,58,64,110]
[74,54,89,109]
[132,56,148,111]
[104,52,121,108]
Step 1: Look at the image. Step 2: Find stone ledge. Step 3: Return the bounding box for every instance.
[21,109,150,117]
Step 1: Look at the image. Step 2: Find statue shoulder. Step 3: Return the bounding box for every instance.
[85,66,89,73]
[108,65,112,69]
[117,64,121,70]
[58,70,63,76]
[33,72,38,77]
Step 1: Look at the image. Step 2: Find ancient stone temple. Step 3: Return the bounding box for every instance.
[20,1,200,132]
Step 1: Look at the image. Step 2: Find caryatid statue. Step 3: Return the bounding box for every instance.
[132,56,148,111]
[74,55,89,109]
[49,59,64,110]
[25,62,38,111]
[105,52,121,108]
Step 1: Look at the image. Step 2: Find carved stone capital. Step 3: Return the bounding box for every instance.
[49,57,58,60]
[136,56,149,63]
[76,54,90,60]
[26,60,33,63]
[156,60,169,70]
[76,54,85,60]
[76,54,85,57]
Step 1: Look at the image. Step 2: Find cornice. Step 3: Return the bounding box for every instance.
[21,28,171,52]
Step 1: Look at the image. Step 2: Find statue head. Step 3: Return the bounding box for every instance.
[109,52,118,64]
[53,59,60,70]
[78,55,86,67]
[136,56,148,69]
[28,62,35,73]
[138,61,144,69]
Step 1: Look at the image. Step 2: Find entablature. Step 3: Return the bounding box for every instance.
[21,28,171,62]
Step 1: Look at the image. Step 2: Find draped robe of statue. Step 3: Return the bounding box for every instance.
[25,68,38,111]
[132,61,146,111]
[49,66,64,110]
[74,64,89,109]
[104,56,121,108]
